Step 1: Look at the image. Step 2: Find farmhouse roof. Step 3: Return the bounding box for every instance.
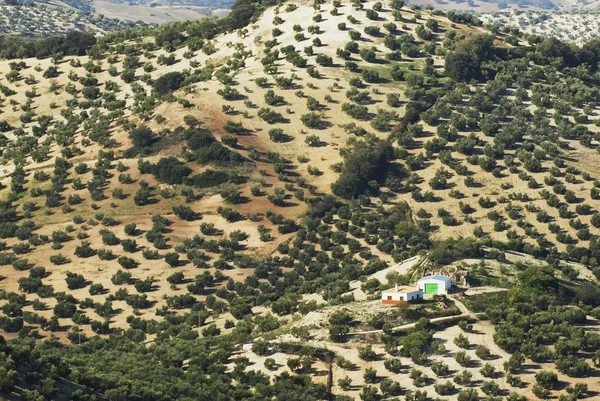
[383,285,421,293]
[418,275,452,282]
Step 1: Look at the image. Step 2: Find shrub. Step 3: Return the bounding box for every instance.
[186,170,229,188]
[301,113,325,129]
[457,388,478,401]
[151,157,191,184]
[332,140,394,199]
[316,54,333,66]
[384,358,402,373]
[49,254,69,265]
[154,71,185,96]
[89,284,104,295]
[74,241,94,258]
[165,252,180,267]
[269,128,290,142]
[173,205,196,221]
[121,239,137,252]
[129,126,155,148]
[167,272,184,285]
[124,223,137,236]
[54,301,76,318]
[118,256,137,269]
[434,381,455,396]
[258,108,286,124]
[66,272,86,290]
[112,270,131,285]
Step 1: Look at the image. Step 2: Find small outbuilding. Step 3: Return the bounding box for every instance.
[417,275,452,295]
[381,284,423,305]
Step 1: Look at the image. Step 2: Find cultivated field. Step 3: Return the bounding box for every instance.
[0,2,147,37]
[480,11,600,44]
[1,0,600,399]
[91,0,227,23]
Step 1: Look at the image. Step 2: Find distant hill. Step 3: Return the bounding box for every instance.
[408,0,600,12]
[0,0,147,37]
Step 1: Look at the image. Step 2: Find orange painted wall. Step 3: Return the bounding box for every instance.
[381,299,405,305]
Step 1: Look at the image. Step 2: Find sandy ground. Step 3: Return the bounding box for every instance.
[235,307,600,400]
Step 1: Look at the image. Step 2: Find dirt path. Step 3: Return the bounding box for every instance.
[348,297,474,336]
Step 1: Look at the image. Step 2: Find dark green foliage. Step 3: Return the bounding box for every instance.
[53,301,76,318]
[173,205,197,221]
[428,237,483,265]
[154,71,185,96]
[186,170,229,188]
[329,310,352,342]
[575,282,600,307]
[185,128,246,166]
[151,157,191,185]
[75,241,94,258]
[518,264,558,292]
[118,256,137,269]
[331,139,394,199]
[445,34,496,81]
[186,128,215,150]
[66,272,86,290]
[0,31,96,60]
[129,126,155,149]
[165,252,180,267]
[121,239,137,252]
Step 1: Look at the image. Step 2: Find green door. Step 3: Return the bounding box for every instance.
[424,283,438,294]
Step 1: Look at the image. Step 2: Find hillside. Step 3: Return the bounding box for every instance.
[480,10,600,45]
[0,1,147,37]
[2,0,600,400]
[408,0,600,12]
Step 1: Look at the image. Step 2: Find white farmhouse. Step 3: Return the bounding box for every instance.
[381,284,423,305]
[417,275,452,295]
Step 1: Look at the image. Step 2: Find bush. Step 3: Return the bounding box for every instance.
[154,71,185,96]
[434,381,455,396]
[301,113,325,129]
[111,270,131,285]
[331,139,394,199]
[124,223,137,236]
[66,272,86,290]
[89,283,104,295]
[556,356,590,377]
[186,170,229,188]
[316,55,333,67]
[54,301,76,318]
[457,388,478,401]
[49,254,69,265]
[74,241,94,258]
[384,358,402,373]
[481,380,500,396]
[445,34,495,82]
[129,126,155,148]
[536,371,558,390]
[269,128,291,142]
[118,256,137,269]
[165,252,180,267]
[173,205,196,221]
[218,207,242,222]
[121,239,137,252]
[167,272,184,284]
[258,108,286,124]
[152,157,191,184]
[329,310,352,342]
